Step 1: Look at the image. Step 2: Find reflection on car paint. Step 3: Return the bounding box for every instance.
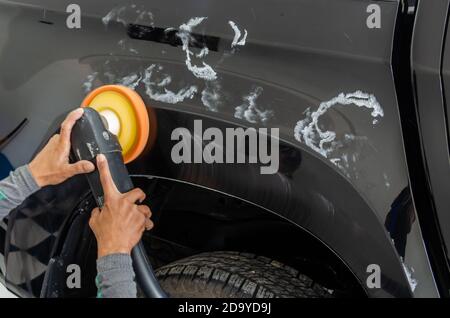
[118,39,139,55]
[383,173,391,188]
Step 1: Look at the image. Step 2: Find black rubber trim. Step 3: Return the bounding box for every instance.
[127,24,220,52]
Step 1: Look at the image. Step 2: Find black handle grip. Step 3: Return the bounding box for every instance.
[71,107,166,298]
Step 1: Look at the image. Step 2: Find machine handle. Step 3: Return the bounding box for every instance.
[71,108,167,298]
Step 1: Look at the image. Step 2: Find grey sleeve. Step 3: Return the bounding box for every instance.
[96,253,137,298]
[0,165,40,220]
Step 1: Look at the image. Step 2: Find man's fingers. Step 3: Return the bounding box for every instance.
[89,207,100,229]
[130,212,146,237]
[135,205,153,230]
[66,160,95,178]
[125,188,146,204]
[137,205,151,218]
[49,134,60,143]
[91,207,100,217]
[59,108,84,151]
[138,224,146,237]
[97,154,119,198]
[145,219,154,231]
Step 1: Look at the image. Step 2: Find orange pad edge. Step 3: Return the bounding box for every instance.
[81,85,150,164]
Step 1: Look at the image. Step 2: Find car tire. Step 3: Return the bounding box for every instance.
[155,251,333,298]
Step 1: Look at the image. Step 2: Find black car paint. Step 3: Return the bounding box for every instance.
[0,0,445,297]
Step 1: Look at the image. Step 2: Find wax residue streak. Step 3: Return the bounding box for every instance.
[85,15,255,116]
[229,21,248,47]
[235,87,273,123]
[102,4,154,27]
[83,64,198,105]
[294,91,383,158]
[118,73,142,90]
[82,72,98,92]
[201,81,222,112]
[177,17,217,81]
[142,65,198,104]
[401,259,418,292]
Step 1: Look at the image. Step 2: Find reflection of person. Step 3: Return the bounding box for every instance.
[0,108,153,298]
[385,187,415,258]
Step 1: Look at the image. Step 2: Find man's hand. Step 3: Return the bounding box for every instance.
[89,154,153,259]
[29,108,95,187]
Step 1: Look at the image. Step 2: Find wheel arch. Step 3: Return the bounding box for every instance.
[128,108,413,297]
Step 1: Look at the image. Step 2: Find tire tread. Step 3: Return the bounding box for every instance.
[155,251,332,298]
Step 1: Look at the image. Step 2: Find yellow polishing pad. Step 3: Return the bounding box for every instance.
[81,85,151,163]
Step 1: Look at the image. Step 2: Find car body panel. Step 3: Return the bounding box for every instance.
[432,0,450,260]
[0,0,441,297]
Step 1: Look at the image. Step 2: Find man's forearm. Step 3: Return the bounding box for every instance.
[0,166,139,298]
[0,165,40,220]
[96,253,137,298]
